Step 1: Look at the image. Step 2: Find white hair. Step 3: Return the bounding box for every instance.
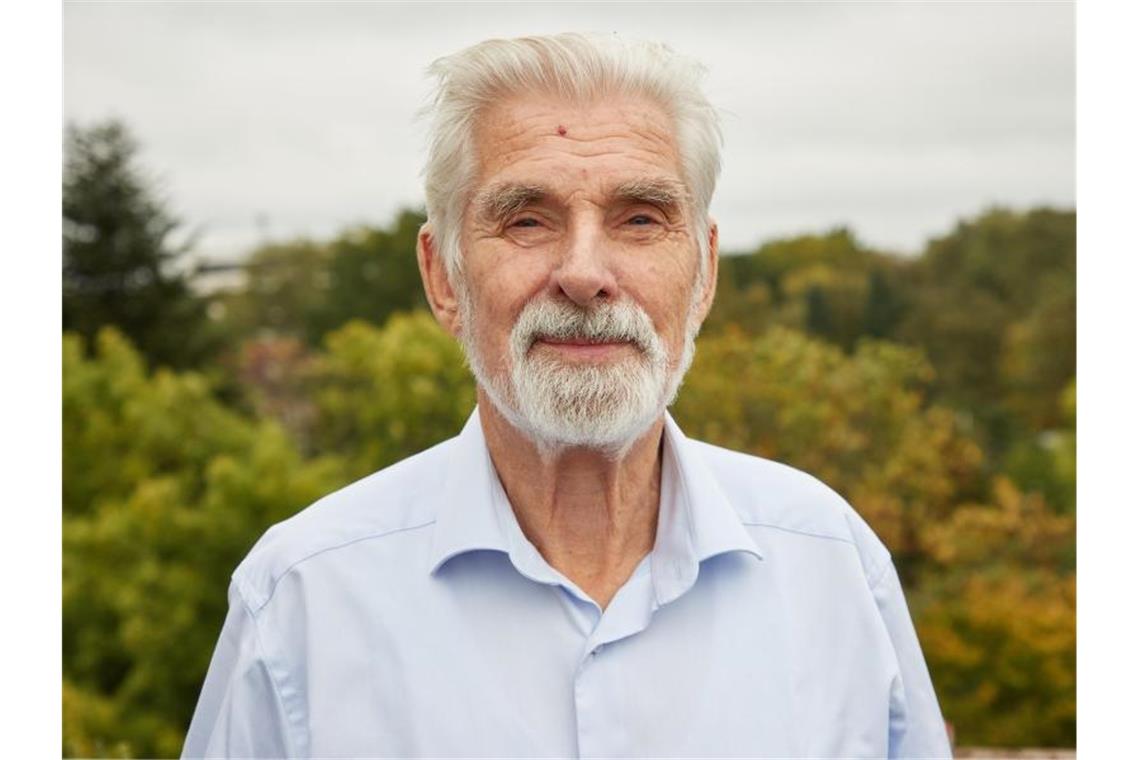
[420,32,723,283]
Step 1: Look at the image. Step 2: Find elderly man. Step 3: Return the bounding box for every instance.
[183,34,951,758]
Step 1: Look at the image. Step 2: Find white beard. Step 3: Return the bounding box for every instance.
[457,288,701,456]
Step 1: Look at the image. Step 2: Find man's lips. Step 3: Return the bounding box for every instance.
[532,335,637,358]
[537,336,627,346]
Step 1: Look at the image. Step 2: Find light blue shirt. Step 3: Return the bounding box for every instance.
[183,411,951,758]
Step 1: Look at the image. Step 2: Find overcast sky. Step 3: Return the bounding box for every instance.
[64,1,1074,262]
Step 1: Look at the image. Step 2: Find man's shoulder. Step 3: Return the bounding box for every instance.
[232,435,455,610]
[687,437,891,580]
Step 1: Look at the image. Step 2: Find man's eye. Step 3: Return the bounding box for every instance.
[511,217,541,228]
[627,215,656,226]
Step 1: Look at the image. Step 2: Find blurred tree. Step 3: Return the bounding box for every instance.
[712,209,1075,467]
[218,210,428,346]
[309,312,476,480]
[233,335,320,452]
[63,328,348,757]
[916,477,1075,747]
[781,264,868,351]
[804,284,835,338]
[999,272,1077,432]
[321,210,428,332]
[710,229,904,352]
[863,266,907,339]
[63,120,218,369]
[673,326,986,584]
[701,272,773,336]
[722,228,875,304]
[217,238,333,344]
[63,329,252,518]
[1002,380,1076,514]
[895,207,1076,455]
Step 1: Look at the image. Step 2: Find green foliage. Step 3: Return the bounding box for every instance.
[63,328,348,757]
[63,120,219,369]
[916,477,1075,747]
[218,238,333,344]
[719,227,876,301]
[863,267,907,339]
[218,210,428,346]
[998,273,1077,432]
[1001,380,1076,514]
[322,211,428,332]
[63,330,255,517]
[708,207,1076,513]
[711,229,909,351]
[310,313,476,479]
[675,327,985,582]
[896,208,1076,453]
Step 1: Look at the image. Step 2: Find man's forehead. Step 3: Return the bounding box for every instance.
[473,95,682,171]
[476,92,676,140]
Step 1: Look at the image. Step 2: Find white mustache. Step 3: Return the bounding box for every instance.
[510,298,660,358]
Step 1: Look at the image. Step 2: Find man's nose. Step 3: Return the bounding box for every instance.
[552,222,618,307]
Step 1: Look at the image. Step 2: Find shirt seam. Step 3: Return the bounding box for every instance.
[866,554,893,591]
[246,519,437,612]
[743,520,893,586]
[740,520,856,545]
[236,582,308,757]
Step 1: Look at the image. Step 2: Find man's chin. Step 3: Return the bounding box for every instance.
[469,347,669,453]
[519,412,661,455]
[503,388,665,453]
[525,352,654,385]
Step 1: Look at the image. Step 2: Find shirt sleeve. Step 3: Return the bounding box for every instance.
[182,581,301,759]
[872,561,952,760]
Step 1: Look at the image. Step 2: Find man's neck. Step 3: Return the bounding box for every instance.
[477,393,664,611]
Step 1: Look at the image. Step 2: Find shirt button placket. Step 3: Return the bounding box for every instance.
[574,647,603,758]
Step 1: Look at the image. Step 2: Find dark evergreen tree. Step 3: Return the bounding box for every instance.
[805,285,834,338]
[863,268,903,339]
[63,120,217,369]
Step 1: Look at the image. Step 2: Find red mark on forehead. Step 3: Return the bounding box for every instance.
[557,125,568,136]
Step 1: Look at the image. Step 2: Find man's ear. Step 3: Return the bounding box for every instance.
[693,219,719,323]
[417,222,462,337]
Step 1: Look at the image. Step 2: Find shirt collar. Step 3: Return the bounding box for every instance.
[426,409,764,602]
[426,411,511,573]
[650,413,764,606]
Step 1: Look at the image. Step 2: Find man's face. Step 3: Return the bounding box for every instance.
[453,94,715,451]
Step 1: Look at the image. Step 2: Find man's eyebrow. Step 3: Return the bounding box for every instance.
[473,183,548,223]
[472,177,689,223]
[610,178,689,210]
